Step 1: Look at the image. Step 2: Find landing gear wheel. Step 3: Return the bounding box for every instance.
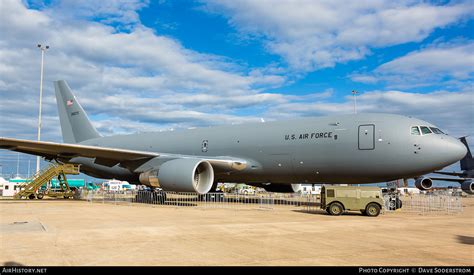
[388,199,396,210]
[396,198,403,209]
[328,202,343,216]
[37,194,44,200]
[28,194,36,200]
[161,192,167,204]
[152,192,167,204]
[365,203,381,217]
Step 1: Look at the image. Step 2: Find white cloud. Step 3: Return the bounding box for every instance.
[376,42,474,79]
[348,75,378,84]
[45,0,150,27]
[0,0,291,143]
[267,89,474,138]
[0,0,472,176]
[351,42,474,88]
[202,0,473,71]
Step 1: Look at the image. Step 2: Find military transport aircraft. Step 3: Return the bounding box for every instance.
[0,80,469,194]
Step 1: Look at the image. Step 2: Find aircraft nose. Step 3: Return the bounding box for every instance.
[444,138,468,163]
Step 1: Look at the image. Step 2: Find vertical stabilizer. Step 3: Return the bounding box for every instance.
[54,80,101,143]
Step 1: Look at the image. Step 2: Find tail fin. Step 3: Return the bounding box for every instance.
[54,80,101,143]
[459,137,473,171]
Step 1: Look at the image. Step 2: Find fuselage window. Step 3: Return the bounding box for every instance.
[411,126,421,135]
[430,127,445,134]
[420,126,433,135]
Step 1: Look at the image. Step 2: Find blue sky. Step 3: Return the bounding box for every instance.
[0,0,473,184]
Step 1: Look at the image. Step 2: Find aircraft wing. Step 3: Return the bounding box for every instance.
[430,177,467,183]
[433,171,466,177]
[0,137,247,172]
[0,137,158,161]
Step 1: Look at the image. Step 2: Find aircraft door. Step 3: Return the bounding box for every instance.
[358,124,375,150]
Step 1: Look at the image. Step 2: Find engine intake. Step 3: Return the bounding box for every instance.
[414,177,433,191]
[139,158,214,194]
[461,180,473,195]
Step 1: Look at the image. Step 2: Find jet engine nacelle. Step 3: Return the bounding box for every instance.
[414,176,433,191]
[461,179,473,195]
[139,158,214,194]
[262,183,301,193]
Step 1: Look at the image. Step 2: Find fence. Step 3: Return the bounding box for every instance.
[397,194,463,215]
[78,190,463,215]
[79,190,321,211]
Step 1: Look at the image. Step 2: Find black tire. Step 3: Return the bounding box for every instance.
[388,199,396,210]
[135,194,144,203]
[328,202,344,216]
[145,193,152,204]
[365,203,381,217]
[28,194,36,200]
[37,194,44,199]
[152,192,166,204]
[216,193,224,202]
[161,193,167,203]
[396,198,403,209]
[157,193,166,204]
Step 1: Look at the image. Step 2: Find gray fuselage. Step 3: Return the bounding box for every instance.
[70,113,466,185]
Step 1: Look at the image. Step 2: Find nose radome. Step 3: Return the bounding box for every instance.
[447,138,468,163]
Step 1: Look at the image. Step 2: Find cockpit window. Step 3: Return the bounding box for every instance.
[430,127,445,134]
[420,126,433,135]
[411,126,421,135]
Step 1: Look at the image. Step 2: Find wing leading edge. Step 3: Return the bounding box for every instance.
[0,137,247,172]
[430,177,467,183]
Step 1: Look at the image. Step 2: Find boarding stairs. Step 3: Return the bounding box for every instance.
[14,163,80,199]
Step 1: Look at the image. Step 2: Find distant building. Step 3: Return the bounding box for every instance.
[397,187,421,195]
[0,177,91,196]
[0,177,9,196]
[102,179,135,191]
[1,177,24,197]
[300,184,322,195]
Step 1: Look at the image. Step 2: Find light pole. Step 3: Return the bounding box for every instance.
[352,90,358,114]
[36,44,49,174]
[16,152,20,178]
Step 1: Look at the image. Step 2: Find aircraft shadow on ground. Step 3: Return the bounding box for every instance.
[457,235,474,245]
[291,209,370,217]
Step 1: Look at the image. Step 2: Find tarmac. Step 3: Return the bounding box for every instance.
[0,198,473,266]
